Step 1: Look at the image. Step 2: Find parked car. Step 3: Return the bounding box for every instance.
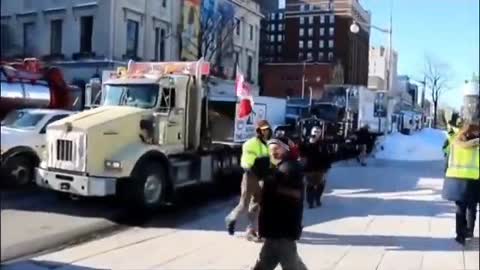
[1,108,73,187]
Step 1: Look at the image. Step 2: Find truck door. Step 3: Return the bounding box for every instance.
[160,87,185,146]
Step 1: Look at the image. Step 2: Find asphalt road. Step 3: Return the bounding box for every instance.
[0,181,239,263]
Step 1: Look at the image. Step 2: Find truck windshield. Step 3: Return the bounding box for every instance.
[1,111,46,129]
[311,105,339,122]
[102,84,159,109]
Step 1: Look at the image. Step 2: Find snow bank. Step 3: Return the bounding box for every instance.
[375,128,448,161]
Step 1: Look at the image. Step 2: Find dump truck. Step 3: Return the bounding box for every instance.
[35,60,267,210]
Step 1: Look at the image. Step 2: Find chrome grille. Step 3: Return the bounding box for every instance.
[56,139,73,161]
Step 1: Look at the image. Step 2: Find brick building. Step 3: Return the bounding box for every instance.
[259,0,370,98]
[262,62,332,98]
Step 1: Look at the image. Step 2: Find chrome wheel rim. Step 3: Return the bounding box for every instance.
[144,175,162,205]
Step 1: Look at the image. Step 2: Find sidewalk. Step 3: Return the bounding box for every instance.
[4,160,479,270]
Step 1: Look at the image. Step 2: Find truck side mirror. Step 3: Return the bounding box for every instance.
[139,119,154,143]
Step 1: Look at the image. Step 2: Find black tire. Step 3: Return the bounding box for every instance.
[128,161,168,211]
[4,155,35,187]
[55,191,72,201]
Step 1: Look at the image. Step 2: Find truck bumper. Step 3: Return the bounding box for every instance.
[35,168,116,197]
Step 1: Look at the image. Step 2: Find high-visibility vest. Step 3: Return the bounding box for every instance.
[443,133,455,155]
[445,138,480,180]
[241,137,269,169]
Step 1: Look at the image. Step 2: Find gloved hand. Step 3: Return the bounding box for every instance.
[251,156,272,179]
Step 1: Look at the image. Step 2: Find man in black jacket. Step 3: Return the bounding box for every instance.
[250,136,308,270]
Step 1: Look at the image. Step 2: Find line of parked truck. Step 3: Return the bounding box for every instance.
[1,58,402,210]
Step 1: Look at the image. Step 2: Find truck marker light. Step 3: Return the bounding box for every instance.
[105,160,122,169]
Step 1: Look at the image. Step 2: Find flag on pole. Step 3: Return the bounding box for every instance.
[235,66,254,118]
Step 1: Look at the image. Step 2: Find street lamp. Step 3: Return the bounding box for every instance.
[350,19,393,91]
[350,5,393,134]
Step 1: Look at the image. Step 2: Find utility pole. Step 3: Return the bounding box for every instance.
[421,75,426,110]
[301,61,306,98]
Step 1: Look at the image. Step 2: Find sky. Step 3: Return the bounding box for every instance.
[360,0,479,109]
[279,0,479,109]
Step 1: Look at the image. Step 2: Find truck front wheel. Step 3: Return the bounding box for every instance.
[129,162,168,211]
[4,155,35,187]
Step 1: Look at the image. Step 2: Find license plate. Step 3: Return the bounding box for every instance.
[60,182,70,191]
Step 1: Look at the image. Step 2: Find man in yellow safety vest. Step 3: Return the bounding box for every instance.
[225,119,272,241]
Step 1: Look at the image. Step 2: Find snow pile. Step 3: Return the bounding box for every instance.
[375,128,448,161]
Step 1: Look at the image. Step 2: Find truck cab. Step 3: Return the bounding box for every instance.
[36,60,241,210]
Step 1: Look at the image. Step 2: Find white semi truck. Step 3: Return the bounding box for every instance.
[35,60,285,210]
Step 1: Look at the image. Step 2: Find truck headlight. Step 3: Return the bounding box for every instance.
[105,160,122,170]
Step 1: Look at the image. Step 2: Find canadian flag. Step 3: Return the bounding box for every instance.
[235,67,254,118]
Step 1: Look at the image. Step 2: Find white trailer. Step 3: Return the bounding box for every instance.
[208,95,286,143]
[357,87,389,134]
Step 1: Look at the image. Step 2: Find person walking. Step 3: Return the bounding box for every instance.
[355,125,371,166]
[299,126,332,208]
[442,86,480,245]
[250,136,308,270]
[225,120,272,241]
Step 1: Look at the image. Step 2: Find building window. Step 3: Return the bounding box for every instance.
[279,13,284,20]
[320,15,325,24]
[330,14,335,23]
[299,29,304,36]
[155,28,166,61]
[270,24,275,31]
[23,22,35,56]
[80,16,93,53]
[154,28,160,60]
[235,18,241,35]
[270,35,275,42]
[308,40,312,49]
[320,28,325,36]
[299,52,304,60]
[162,0,167,8]
[126,19,139,57]
[278,34,283,42]
[328,39,334,48]
[307,52,312,60]
[50,19,62,55]
[328,52,334,61]
[308,28,313,36]
[249,24,254,41]
[329,27,334,36]
[300,17,305,25]
[319,40,324,48]
[309,16,313,24]
[319,52,324,60]
[247,55,253,81]
[300,4,305,11]
[299,40,304,48]
[277,46,282,53]
[234,51,240,67]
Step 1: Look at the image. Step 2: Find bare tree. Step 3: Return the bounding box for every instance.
[179,0,239,77]
[423,55,451,128]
